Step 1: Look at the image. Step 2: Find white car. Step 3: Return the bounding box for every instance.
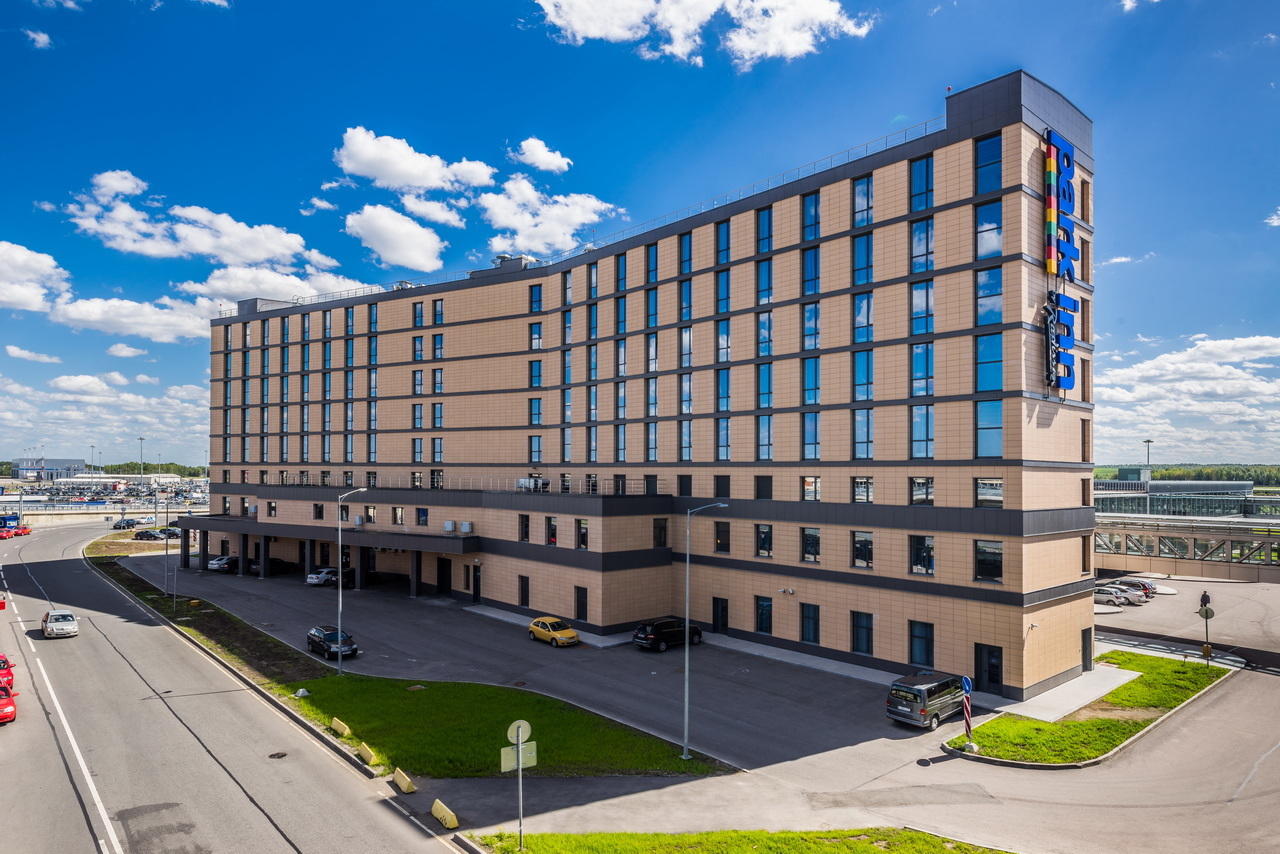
[1096,585,1145,606]
[42,610,79,638]
[306,567,343,586]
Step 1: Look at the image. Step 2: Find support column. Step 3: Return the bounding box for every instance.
[180,530,192,569]
[237,532,249,576]
[409,551,421,598]
[304,539,316,576]
[353,545,365,591]
[258,535,270,579]
[199,531,209,570]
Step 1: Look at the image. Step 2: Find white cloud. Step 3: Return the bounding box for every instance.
[194,0,230,7]
[536,0,877,69]
[511,137,574,173]
[33,1,84,8]
[136,374,160,384]
[5,345,61,363]
[477,175,618,256]
[310,197,337,211]
[319,178,355,191]
[1120,0,1162,11]
[1265,207,1280,227]
[344,204,449,272]
[48,294,214,343]
[172,265,367,305]
[400,195,466,228]
[101,371,129,386]
[0,241,73,311]
[334,127,496,192]
[49,374,115,396]
[64,170,315,268]
[23,29,53,49]
[165,384,208,400]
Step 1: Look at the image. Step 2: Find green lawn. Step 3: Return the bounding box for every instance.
[285,674,722,778]
[477,828,1014,854]
[947,651,1227,763]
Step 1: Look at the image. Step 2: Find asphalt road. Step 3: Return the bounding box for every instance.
[0,523,443,854]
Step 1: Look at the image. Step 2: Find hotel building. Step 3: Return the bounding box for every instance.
[186,70,1096,700]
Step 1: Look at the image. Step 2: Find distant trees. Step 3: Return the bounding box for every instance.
[102,462,205,478]
[1095,465,1280,486]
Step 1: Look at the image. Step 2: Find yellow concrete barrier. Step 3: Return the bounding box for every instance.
[431,799,458,829]
[392,768,416,793]
[357,741,376,764]
[331,717,351,736]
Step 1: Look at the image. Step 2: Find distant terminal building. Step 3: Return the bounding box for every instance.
[12,457,88,481]
[185,70,1098,700]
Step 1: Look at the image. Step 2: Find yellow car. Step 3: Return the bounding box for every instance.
[528,616,579,647]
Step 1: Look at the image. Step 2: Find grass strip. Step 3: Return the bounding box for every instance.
[948,650,1227,763]
[476,828,1014,853]
[284,674,722,778]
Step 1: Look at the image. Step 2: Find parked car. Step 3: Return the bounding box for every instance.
[528,616,579,647]
[306,625,359,660]
[41,610,79,638]
[206,556,239,573]
[0,686,18,724]
[632,616,702,652]
[1094,587,1125,606]
[11,526,30,536]
[158,527,182,539]
[0,654,12,688]
[1095,584,1145,606]
[0,530,12,540]
[133,530,163,541]
[111,519,139,529]
[305,567,353,588]
[1109,578,1157,598]
[886,671,965,730]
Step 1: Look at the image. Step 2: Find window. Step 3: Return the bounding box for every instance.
[529,397,542,425]
[853,476,873,504]
[529,322,543,350]
[756,362,772,407]
[716,319,730,362]
[909,535,934,575]
[975,134,1002,195]
[853,292,873,343]
[614,380,627,418]
[716,368,730,411]
[756,259,772,304]
[576,519,588,550]
[529,435,543,463]
[976,201,1003,260]
[802,411,820,460]
[975,540,1003,582]
[853,233,872,285]
[646,377,658,416]
[646,421,658,461]
[680,327,693,367]
[716,418,730,460]
[910,219,934,273]
[911,343,934,396]
[679,419,692,461]
[716,270,730,313]
[911,281,934,334]
[852,532,873,570]
[432,299,444,325]
[800,603,820,644]
[756,415,773,460]
[412,302,425,327]
[588,262,598,298]
[416,508,428,526]
[562,350,573,385]
[615,296,628,334]
[853,350,873,400]
[588,344,598,381]
[802,356,820,404]
[801,475,821,501]
[752,524,773,558]
[801,526,820,562]
[677,474,692,496]
[715,220,730,264]
[976,268,1003,326]
[802,302,820,350]
[910,155,933,211]
[529,284,543,313]
[853,409,873,459]
[911,404,934,459]
[756,207,772,253]
[562,388,572,423]
[412,336,424,361]
[587,384,598,420]
[653,517,668,547]
[412,437,423,463]
[432,402,443,428]
[615,252,627,291]
[561,427,572,462]
[755,475,772,500]
[976,477,1004,508]
[529,360,542,388]
[755,311,773,357]
[412,403,424,428]
[647,332,658,371]
[853,175,873,226]
[714,521,730,553]
[909,620,935,668]
[976,400,1003,458]
[645,288,658,328]
[431,437,443,462]
[432,334,443,359]
[645,242,658,284]
[678,231,692,274]
[615,339,627,377]
[910,476,934,506]
[679,280,692,321]
[266,501,277,517]
[312,503,324,520]
[976,333,1003,391]
[851,611,873,654]
[432,368,443,394]
[615,423,627,461]
[545,516,557,546]
[755,595,773,634]
[588,304,598,339]
[562,271,573,305]
[802,192,821,241]
[562,310,573,344]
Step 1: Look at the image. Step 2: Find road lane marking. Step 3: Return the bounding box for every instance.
[1231,733,1280,803]
[36,658,126,854]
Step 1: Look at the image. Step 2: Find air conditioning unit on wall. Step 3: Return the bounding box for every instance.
[460,521,473,533]
[443,520,456,533]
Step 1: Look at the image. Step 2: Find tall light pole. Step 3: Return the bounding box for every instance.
[683,501,728,760]
[138,437,145,488]
[90,443,95,479]
[336,486,366,675]
[1144,439,1153,467]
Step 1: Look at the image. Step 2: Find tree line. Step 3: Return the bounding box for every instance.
[1096,465,1280,485]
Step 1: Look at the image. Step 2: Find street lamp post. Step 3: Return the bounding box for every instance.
[138,437,145,488]
[1144,439,1153,467]
[682,501,728,760]
[336,487,367,675]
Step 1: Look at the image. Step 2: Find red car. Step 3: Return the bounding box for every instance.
[11,526,30,536]
[0,653,12,688]
[0,530,13,540]
[0,686,17,724]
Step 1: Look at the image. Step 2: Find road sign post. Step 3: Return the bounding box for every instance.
[504,720,534,850]
[1198,606,1215,661]
[961,675,976,751]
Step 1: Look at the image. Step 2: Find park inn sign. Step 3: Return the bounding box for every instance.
[1044,128,1080,392]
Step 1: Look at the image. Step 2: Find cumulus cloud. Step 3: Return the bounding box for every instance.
[32,1,84,8]
[1265,207,1280,227]
[335,127,496,192]
[49,294,215,343]
[24,30,53,49]
[5,345,61,363]
[536,0,877,69]
[136,374,160,384]
[1120,0,1161,11]
[510,137,573,173]
[101,371,129,386]
[49,374,115,396]
[476,175,618,256]
[310,197,337,211]
[64,170,317,268]
[0,241,73,311]
[344,204,449,272]
[400,195,466,228]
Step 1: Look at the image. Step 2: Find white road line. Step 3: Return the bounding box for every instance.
[36,658,126,854]
[1231,733,1280,803]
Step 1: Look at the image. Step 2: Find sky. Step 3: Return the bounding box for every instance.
[3,0,1279,468]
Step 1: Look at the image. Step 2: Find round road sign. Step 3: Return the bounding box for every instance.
[507,719,531,744]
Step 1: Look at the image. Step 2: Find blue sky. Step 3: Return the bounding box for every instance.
[3,0,1279,467]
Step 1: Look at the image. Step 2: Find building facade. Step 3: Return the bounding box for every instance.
[187,70,1096,700]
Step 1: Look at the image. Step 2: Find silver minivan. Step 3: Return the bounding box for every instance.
[886,671,964,730]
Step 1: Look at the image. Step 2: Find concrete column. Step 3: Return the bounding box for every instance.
[180,530,191,569]
[258,535,270,579]
[409,551,421,598]
[353,545,366,590]
[199,531,209,570]
[304,539,316,577]
[237,532,249,576]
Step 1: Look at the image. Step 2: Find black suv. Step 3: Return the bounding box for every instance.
[111,519,139,529]
[632,616,702,652]
[306,625,359,660]
[132,529,163,540]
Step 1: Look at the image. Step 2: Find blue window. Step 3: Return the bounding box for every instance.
[802,357,820,405]
[529,398,542,425]
[716,368,731,412]
[756,415,773,460]
[976,268,1003,326]
[853,350,873,401]
[909,620,934,666]
[679,419,692,461]
[678,232,692,274]
[615,296,627,333]
[529,285,542,313]
[716,220,730,264]
[716,417,730,461]
[911,281,934,335]
[802,192,820,241]
[588,262,598,298]
[413,302,424,327]
[853,409,873,459]
[679,280,692,321]
[911,343,934,397]
[911,219,934,273]
[911,404,934,459]
[679,373,693,414]
[911,155,933,211]
[976,400,1003,458]
[853,175,873,226]
[851,611,873,654]
[976,333,1003,392]
[615,253,627,291]
[800,603,820,644]
[645,243,658,283]
[802,303,820,350]
[529,360,542,388]
[756,207,772,253]
[756,311,773,356]
[756,363,773,408]
[853,233,872,285]
[976,201,1003,260]
[645,288,658,328]
[756,259,772,304]
[975,134,1002,195]
[716,270,730,313]
[802,411,820,460]
[587,303,598,339]
[716,319,730,362]
[802,247,820,295]
[853,293,873,343]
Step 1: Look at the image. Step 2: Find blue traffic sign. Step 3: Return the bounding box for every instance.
[961,675,973,695]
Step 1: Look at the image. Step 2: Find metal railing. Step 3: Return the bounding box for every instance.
[229,473,670,496]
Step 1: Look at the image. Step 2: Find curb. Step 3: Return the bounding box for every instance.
[939,662,1237,769]
[451,833,488,854]
[85,555,378,780]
